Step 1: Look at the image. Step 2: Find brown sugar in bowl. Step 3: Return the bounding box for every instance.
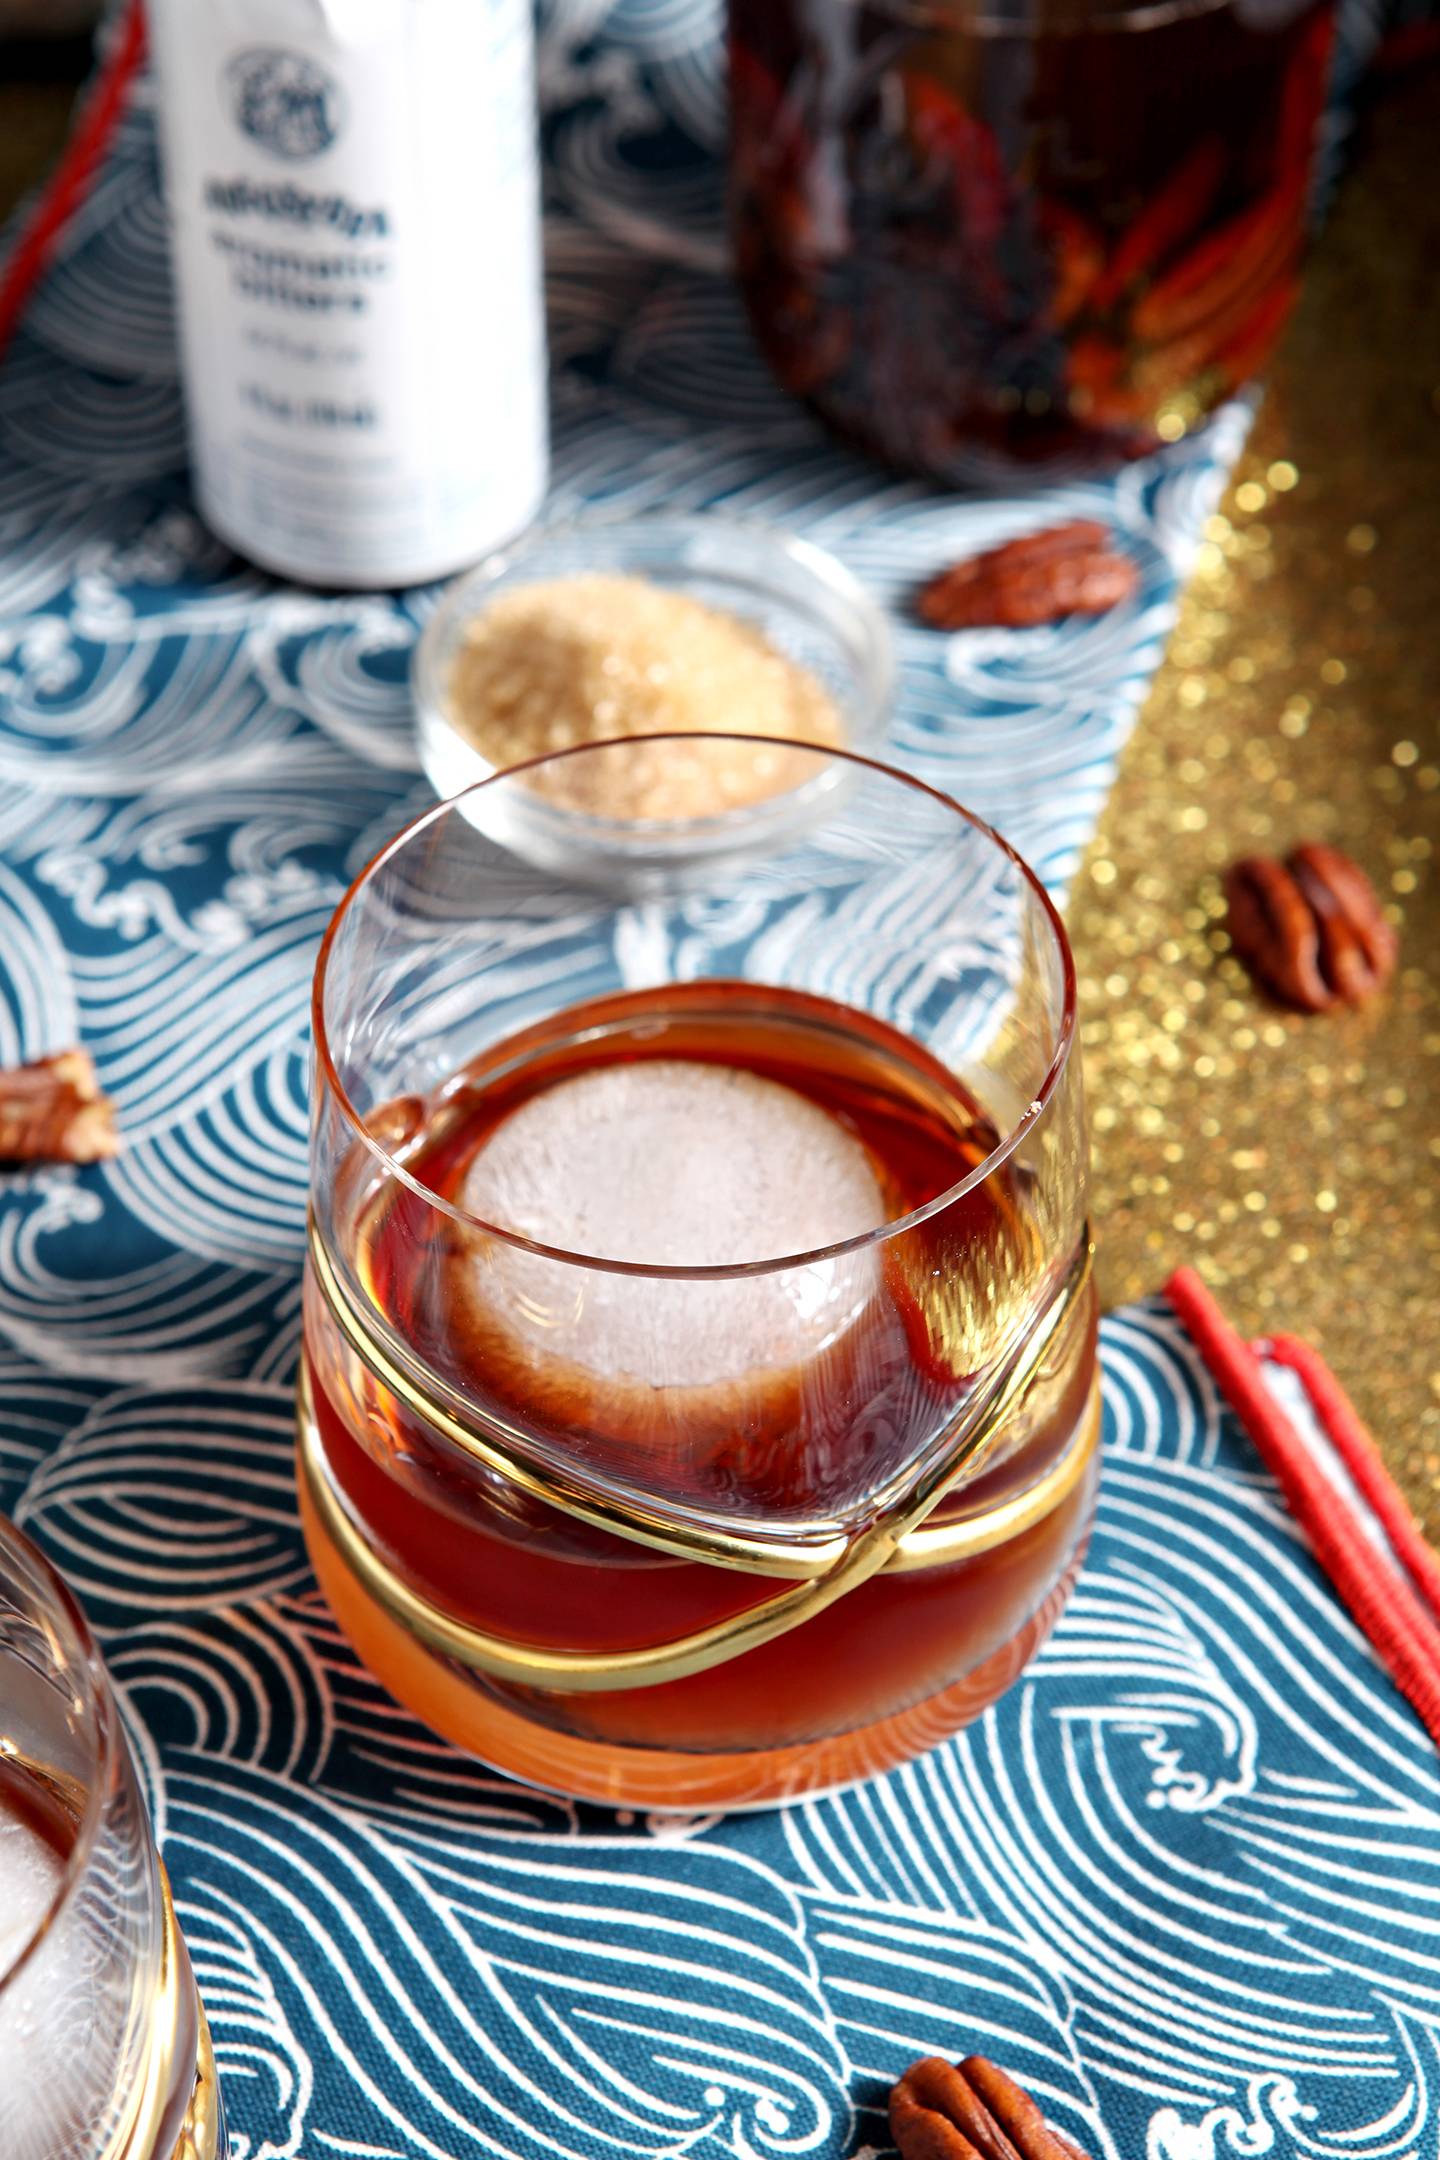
[413,514,894,824]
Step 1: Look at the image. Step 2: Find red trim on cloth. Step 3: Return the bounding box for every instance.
[1167,1265,1440,1749]
[0,0,148,360]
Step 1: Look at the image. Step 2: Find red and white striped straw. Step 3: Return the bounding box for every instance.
[1168,1265,1440,1749]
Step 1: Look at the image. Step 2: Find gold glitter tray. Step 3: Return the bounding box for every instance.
[1069,72,1439,1538]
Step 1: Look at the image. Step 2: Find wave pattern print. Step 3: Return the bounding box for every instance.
[0,1354,111,1513]
[143,1753,856,2160]
[0,5,1430,2158]
[14,1378,305,1614]
[17,91,177,383]
[778,1305,1440,2160]
[800,1903,1109,2159]
[35,1306,1433,2160]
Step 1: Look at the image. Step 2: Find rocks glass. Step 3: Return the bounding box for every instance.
[300,739,1099,1808]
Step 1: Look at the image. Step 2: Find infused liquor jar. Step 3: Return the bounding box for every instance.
[0,1515,225,2160]
[728,0,1335,476]
[300,739,1098,1809]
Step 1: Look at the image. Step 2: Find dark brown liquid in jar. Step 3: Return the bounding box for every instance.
[728,0,1335,475]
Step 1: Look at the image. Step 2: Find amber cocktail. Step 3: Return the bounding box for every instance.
[299,740,1098,1808]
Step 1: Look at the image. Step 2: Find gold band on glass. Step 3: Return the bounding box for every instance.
[114,1867,223,2160]
[308,1213,1093,1580]
[297,1230,1097,1695]
[308,1215,847,1580]
[298,1367,1098,1694]
[885,1377,1100,1572]
[171,2000,222,2160]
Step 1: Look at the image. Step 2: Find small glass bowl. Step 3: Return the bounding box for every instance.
[411,514,894,884]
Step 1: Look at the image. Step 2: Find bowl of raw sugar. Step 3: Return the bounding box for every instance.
[412,513,894,882]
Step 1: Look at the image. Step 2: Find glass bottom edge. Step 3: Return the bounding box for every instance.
[170,1994,225,2160]
[119,1868,226,2160]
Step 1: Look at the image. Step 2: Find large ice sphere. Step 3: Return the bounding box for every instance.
[459,1061,886,1389]
[0,1799,62,1969]
[0,1795,90,2156]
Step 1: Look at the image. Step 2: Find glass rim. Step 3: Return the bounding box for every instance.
[0,1512,115,1998]
[312,734,1078,1280]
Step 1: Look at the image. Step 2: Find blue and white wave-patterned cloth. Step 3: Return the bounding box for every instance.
[2,4,1435,2156]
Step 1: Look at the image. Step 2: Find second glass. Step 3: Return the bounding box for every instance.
[0,1514,224,2160]
[299,740,1099,1808]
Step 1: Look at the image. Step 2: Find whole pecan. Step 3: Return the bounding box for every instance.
[1223,845,1397,1012]
[0,1050,119,1165]
[890,2055,1095,2160]
[916,521,1139,631]
[1223,856,1332,1011]
[1287,842,1398,1005]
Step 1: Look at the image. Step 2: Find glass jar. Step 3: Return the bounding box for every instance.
[299,738,1098,1810]
[728,0,1335,477]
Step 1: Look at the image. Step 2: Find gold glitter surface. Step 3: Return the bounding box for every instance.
[1068,69,1440,1534]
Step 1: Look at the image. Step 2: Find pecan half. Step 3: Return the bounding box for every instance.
[0,1050,119,1165]
[1223,856,1332,1011]
[916,521,1139,631]
[890,2055,1095,2160]
[1224,846,1397,1011]
[1288,842,1398,1005]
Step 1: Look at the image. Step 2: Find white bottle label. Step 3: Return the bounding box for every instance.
[148,0,549,587]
